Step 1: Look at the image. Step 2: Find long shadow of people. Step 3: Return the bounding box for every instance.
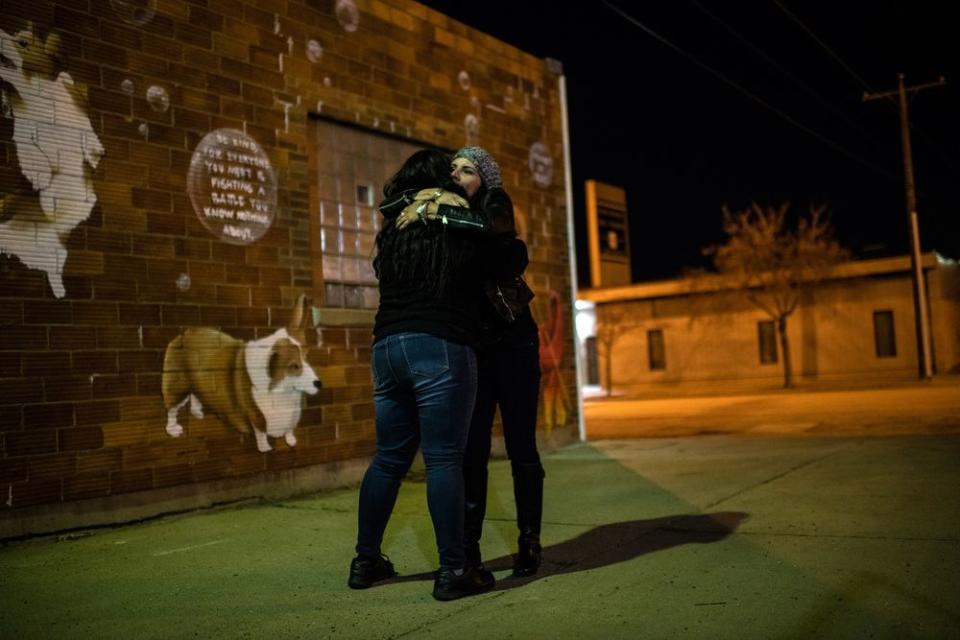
[388,511,748,590]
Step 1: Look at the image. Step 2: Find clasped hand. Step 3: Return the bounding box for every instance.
[395,188,469,230]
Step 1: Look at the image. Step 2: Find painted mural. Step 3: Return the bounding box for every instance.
[162,295,321,453]
[539,290,569,434]
[0,24,104,298]
[187,129,277,245]
[528,142,553,188]
[0,1,575,522]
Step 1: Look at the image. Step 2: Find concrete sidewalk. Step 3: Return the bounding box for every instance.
[2,434,958,638]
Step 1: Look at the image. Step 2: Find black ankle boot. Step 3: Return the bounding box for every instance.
[463,540,494,588]
[514,529,542,577]
[511,461,545,577]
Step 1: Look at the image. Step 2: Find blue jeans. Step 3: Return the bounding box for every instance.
[356,333,477,570]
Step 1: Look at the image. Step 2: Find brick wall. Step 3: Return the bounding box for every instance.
[0,0,577,531]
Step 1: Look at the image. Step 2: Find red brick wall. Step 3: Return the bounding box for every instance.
[0,0,576,520]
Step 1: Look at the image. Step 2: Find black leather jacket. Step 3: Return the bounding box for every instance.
[379,189,494,233]
[378,187,534,337]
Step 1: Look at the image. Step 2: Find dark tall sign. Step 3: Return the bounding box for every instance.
[585,180,631,288]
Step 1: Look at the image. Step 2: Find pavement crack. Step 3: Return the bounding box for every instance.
[737,530,960,543]
[390,590,509,638]
[703,443,852,510]
[262,500,352,513]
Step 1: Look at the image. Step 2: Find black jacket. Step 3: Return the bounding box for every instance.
[374,188,533,347]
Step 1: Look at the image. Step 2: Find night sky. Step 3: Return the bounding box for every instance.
[417,1,960,286]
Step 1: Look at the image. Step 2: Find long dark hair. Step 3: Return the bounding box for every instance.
[382,149,453,198]
[374,149,474,295]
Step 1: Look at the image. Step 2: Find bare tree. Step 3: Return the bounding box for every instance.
[705,202,848,388]
[595,304,639,397]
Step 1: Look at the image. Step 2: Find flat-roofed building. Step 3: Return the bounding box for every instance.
[577,253,960,394]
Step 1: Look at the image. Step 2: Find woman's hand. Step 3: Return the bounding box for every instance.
[396,200,435,230]
[395,189,469,230]
[412,188,469,209]
[436,191,469,207]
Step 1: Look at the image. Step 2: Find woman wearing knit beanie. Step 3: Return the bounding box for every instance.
[448,146,545,580]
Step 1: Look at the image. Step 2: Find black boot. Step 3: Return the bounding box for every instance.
[463,462,495,587]
[515,529,542,577]
[463,462,488,567]
[511,461,545,577]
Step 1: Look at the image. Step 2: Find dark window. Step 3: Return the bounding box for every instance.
[585,336,599,385]
[648,329,665,370]
[356,183,373,206]
[873,310,896,357]
[758,321,778,364]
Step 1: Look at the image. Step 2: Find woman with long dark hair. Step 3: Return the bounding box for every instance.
[388,146,544,580]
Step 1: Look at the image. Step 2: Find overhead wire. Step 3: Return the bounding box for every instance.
[600,0,900,181]
[771,0,876,93]
[690,0,888,154]
[771,0,960,179]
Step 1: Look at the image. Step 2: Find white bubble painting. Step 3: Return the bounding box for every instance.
[335,0,359,32]
[528,142,553,188]
[187,129,278,245]
[109,0,157,26]
[146,85,170,113]
[306,39,323,63]
[464,114,479,140]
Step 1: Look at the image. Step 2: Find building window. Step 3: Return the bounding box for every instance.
[356,183,373,206]
[310,119,420,309]
[873,310,896,358]
[585,336,599,385]
[647,329,665,371]
[758,320,778,364]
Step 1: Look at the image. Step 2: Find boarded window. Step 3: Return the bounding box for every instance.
[758,320,778,364]
[310,119,419,309]
[873,310,896,358]
[648,329,665,371]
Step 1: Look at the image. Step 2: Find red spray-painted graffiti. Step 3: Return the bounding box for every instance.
[538,290,568,435]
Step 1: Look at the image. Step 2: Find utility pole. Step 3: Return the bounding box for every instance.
[864,74,945,380]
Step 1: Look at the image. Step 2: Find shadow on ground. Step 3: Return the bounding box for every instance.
[387,511,748,590]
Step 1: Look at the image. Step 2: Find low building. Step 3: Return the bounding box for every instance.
[576,253,960,394]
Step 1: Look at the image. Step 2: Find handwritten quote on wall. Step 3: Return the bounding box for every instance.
[187,129,277,245]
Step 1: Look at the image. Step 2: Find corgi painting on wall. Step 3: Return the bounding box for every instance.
[0,22,104,298]
[162,295,322,453]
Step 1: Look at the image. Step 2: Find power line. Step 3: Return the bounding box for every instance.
[771,0,876,93]
[690,1,886,154]
[600,1,899,181]
[771,1,960,179]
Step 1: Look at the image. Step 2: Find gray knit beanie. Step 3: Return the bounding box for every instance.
[453,146,503,190]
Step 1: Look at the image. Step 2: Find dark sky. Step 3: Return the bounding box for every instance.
[417,0,960,286]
